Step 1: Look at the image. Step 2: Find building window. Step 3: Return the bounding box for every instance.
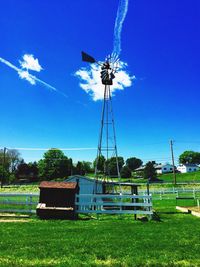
[164,168,167,170]
[189,168,191,171]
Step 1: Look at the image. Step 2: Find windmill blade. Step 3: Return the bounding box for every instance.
[81,51,96,63]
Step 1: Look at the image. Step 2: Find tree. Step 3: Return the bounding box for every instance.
[7,149,21,172]
[126,157,143,171]
[106,156,124,176]
[0,148,21,185]
[93,155,106,173]
[15,162,29,179]
[143,161,157,180]
[82,161,93,173]
[38,149,71,180]
[15,161,39,182]
[74,161,85,175]
[120,166,131,178]
[179,151,200,164]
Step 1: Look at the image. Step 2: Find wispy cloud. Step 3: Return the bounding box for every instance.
[0,54,57,91]
[113,0,129,56]
[75,61,135,101]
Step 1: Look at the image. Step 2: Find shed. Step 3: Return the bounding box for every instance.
[65,176,105,208]
[65,175,105,194]
[36,181,79,219]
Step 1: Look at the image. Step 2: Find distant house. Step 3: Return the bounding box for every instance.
[154,163,174,174]
[135,163,174,174]
[177,164,199,173]
[134,166,145,172]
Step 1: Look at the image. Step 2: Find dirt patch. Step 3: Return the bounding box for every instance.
[176,206,200,218]
[0,219,29,222]
[189,207,200,212]
[0,213,31,222]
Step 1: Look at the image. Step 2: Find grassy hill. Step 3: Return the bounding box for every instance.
[158,171,200,183]
[0,198,200,266]
[128,171,200,184]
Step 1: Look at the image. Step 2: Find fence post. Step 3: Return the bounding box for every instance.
[193,189,196,199]
[29,194,32,213]
[133,194,137,220]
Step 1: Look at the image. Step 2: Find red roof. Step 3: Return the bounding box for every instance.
[39,181,78,189]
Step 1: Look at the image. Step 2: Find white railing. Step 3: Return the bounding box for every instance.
[75,194,153,216]
[139,188,200,200]
[0,193,39,214]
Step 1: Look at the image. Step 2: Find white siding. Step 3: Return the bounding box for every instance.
[155,164,174,174]
[177,165,199,173]
[65,176,103,206]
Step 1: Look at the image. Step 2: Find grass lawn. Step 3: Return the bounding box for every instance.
[127,171,200,184]
[0,197,200,267]
[158,171,200,183]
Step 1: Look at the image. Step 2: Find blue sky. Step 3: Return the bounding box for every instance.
[0,0,200,164]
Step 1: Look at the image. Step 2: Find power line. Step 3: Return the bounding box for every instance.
[0,147,97,151]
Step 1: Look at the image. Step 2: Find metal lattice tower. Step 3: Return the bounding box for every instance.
[95,84,121,183]
[81,51,121,183]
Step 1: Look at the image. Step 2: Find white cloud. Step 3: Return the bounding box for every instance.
[75,61,135,101]
[0,55,58,92]
[18,70,36,85]
[19,54,43,72]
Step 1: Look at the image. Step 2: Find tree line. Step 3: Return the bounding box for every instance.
[0,148,144,184]
[0,148,199,184]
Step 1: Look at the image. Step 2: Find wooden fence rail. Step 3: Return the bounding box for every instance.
[75,194,153,217]
[0,193,39,214]
[1,189,198,215]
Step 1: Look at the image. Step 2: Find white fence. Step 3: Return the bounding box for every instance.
[2,189,199,215]
[139,187,200,200]
[76,194,153,216]
[0,193,152,216]
[0,193,39,214]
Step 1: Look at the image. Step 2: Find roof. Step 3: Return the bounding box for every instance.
[66,175,104,184]
[154,163,173,169]
[178,164,199,168]
[134,166,145,171]
[135,164,174,171]
[39,181,78,189]
[106,181,141,187]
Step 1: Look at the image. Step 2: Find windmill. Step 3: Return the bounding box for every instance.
[81,51,121,184]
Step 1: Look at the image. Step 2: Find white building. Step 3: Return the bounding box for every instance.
[177,164,199,173]
[154,163,174,174]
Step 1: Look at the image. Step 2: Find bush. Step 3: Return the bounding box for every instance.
[120,166,131,178]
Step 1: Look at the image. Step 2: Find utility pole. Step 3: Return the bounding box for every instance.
[170,140,176,185]
[1,147,6,188]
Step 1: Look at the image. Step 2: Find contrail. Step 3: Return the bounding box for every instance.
[113,0,129,56]
[0,56,67,97]
[0,57,19,72]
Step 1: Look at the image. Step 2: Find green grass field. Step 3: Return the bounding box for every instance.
[0,197,200,266]
[0,174,200,267]
[130,170,200,184]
